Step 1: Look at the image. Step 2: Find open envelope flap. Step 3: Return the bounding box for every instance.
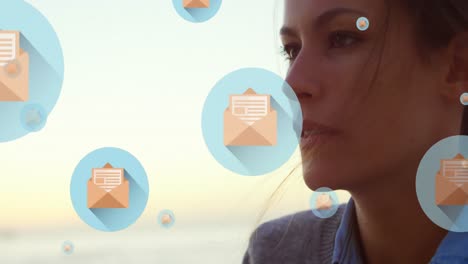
[224,109,277,146]
[435,171,468,205]
[103,163,114,168]
[0,49,29,102]
[87,179,129,208]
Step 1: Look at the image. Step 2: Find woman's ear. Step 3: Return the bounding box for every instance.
[446,32,468,99]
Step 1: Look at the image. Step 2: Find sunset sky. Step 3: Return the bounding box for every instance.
[0,0,350,230]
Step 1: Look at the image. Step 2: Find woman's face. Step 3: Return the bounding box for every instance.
[282,0,460,191]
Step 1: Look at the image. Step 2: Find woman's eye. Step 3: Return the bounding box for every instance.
[281,44,301,61]
[329,31,360,49]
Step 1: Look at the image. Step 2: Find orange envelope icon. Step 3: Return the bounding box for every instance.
[183,0,210,8]
[435,154,468,205]
[224,88,277,146]
[87,163,129,209]
[315,193,333,210]
[0,31,29,102]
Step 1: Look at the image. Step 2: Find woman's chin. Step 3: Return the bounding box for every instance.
[302,163,350,191]
[304,173,336,191]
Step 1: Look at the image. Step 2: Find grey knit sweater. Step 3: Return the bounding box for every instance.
[243,205,346,264]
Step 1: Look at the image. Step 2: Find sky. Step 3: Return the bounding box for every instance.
[0,0,350,230]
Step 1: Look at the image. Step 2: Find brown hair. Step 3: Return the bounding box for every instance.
[404,0,468,134]
[405,0,468,50]
[409,0,468,134]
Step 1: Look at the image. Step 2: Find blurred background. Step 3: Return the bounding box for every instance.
[0,0,350,263]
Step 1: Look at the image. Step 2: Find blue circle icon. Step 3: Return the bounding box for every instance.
[201,68,302,176]
[416,136,468,232]
[172,0,222,23]
[356,17,370,31]
[61,241,74,255]
[70,148,149,232]
[158,209,176,229]
[0,0,64,142]
[310,187,339,219]
[20,103,47,132]
[460,93,468,106]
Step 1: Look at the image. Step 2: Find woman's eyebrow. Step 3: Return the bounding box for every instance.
[316,7,367,28]
[280,7,367,37]
[280,7,366,38]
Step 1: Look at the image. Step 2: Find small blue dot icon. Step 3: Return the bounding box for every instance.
[310,187,339,219]
[460,93,468,106]
[62,241,74,255]
[158,210,176,229]
[20,104,47,132]
[356,17,370,31]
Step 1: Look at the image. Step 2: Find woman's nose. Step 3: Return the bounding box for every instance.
[285,50,323,100]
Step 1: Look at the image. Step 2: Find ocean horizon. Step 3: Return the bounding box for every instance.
[0,223,253,264]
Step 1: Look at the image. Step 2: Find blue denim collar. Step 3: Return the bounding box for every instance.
[332,199,365,264]
[430,231,468,263]
[332,199,468,264]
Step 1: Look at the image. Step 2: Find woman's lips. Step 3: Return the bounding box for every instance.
[301,121,341,147]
